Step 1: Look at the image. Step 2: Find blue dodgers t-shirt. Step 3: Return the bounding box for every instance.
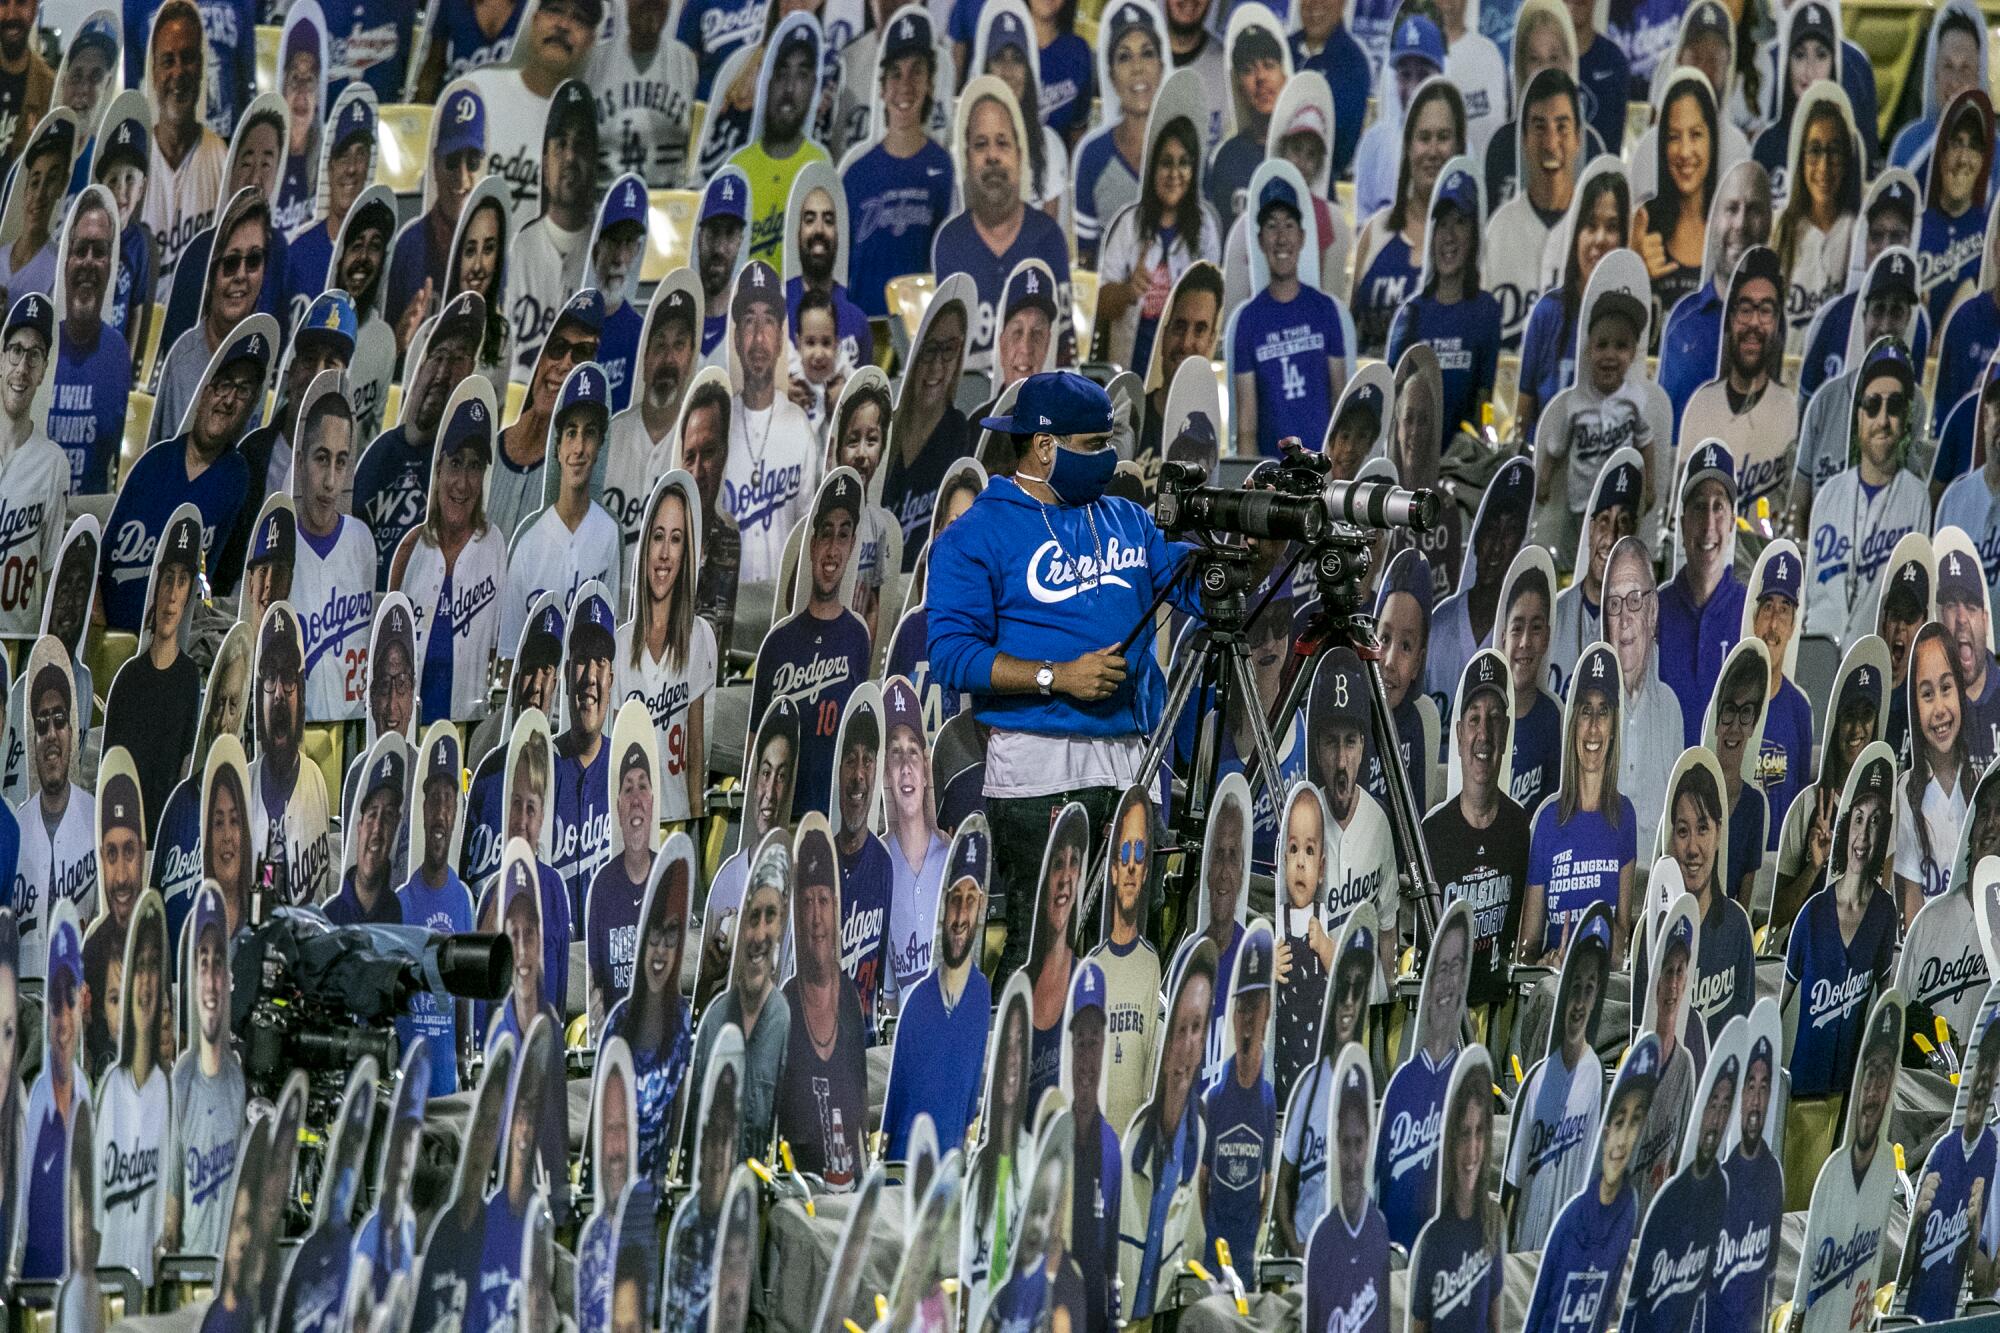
[603,996,694,1182]
[1510,689,1562,817]
[1759,679,1812,851]
[552,738,611,924]
[1294,28,1369,179]
[155,777,204,956]
[843,139,955,322]
[1231,283,1346,458]
[1619,1160,1727,1333]
[749,610,871,820]
[397,868,475,1097]
[1903,1125,1997,1321]
[1351,232,1417,357]
[836,832,892,1018]
[353,427,434,588]
[1515,292,1575,434]
[1577,35,1632,156]
[1784,887,1898,1096]
[881,967,992,1159]
[1306,1202,1392,1333]
[1409,1209,1502,1333]
[1660,285,1723,436]
[462,749,505,887]
[1386,292,1503,438]
[1727,785,1768,902]
[1921,205,1988,332]
[98,440,250,631]
[1527,798,1637,956]
[931,206,1072,364]
[585,856,645,1016]
[1039,34,1093,142]
[677,0,764,96]
[324,0,413,101]
[110,220,151,348]
[22,1077,67,1278]
[1712,1144,1785,1333]
[1201,1057,1277,1265]
[1522,1182,1637,1333]
[1934,294,2000,440]
[1375,1047,1458,1250]
[50,322,133,494]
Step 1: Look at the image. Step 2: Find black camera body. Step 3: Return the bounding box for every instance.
[1154,439,1441,544]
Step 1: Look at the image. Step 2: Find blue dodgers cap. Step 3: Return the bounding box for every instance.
[425,732,461,790]
[1857,753,1894,797]
[555,362,611,426]
[1575,911,1612,955]
[1870,176,1918,220]
[1256,173,1302,223]
[47,916,81,997]
[1390,13,1444,69]
[436,85,486,158]
[1663,910,1694,960]
[220,323,272,377]
[284,15,320,65]
[1340,923,1374,967]
[99,111,148,170]
[526,598,566,661]
[701,169,748,223]
[883,675,922,737]
[2,291,49,346]
[1593,457,1643,516]
[193,882,226,945]
[381,598,413,645]
[71,13,118,61]
[1863,996,1901,1067]
[1234,930,1273,994]
[731,260,783,321]
[819,469,863,526]
[1758,549,1802,604]
[600,173,649,235]
[1685,0,1732,43]
[1621,1032,1662,1086]
[980,370,1114,435]
[1856,337,1917,398]
[949,822,989,887]
[504,851,536,910]
[1866,249,1918,304]
[332,93,374,150]
[1375,548,1432,617]
[440,394,493,460]
[1941,547,1985,605]
[297,289,357,356]
[1748,1033,1775,1072]
[1836,661,1882,718]
[551,287,605,342]
[1790,0,1835,51]
[250,504,295,565]
[884,9,932,60]
[1485,456,1533,519]
[1432,162,1479,218]
[1682,438,1735,500]
[1106,0,1154,44]
[365,748,406,803]
[1167,408,1218,462]
[1070,960,1107,1017]
[989,8,1031,57]
[1003,262,1058,321]
[1463,649,1508,707]
[569,587,616,659]
[1574,643,1618,699]
[160,512,201,575]
[102,770,142,838]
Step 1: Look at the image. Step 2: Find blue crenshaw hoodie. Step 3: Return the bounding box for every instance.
[927,478,1200,737]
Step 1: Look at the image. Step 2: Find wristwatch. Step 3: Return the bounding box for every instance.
[1036,662,1055,696]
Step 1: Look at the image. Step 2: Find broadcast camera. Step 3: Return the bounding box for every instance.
[1152,440,1441,545]
[231,908,511,1105]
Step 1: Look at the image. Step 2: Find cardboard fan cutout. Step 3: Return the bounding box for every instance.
[602,1174,663,1333]
[1025,800,1089,1112]
[965,970,1034,1321]
[548,579,619,904]
[618,468,716,825]
[600,832,695,1183]
[1630,890,1701,1215]
[1084,781,1163,1139]
[346,1039,432,1321]
[720,256,817,588]
[1708,999,1786,1333]
[1302,1043,1390,1330]
[22,902,86,1280]
[885,1164,965,1329]
[1305,648,1401,1001]
[92,888,168,1285]
[1059,959,1128,1328]
[576,1036,638,1333]
[1629,1016,1745,1331]
[237,491,297,633]
[1272,780,1335,1099]
[247,601,334,906]
[828,681,889,1014]
[273,1055,378,1331]
[606,268,704,550]
[165,884,244,1259]
[584,699,663,1034]
[880,270,973,570]
[101,502,203,830]
[333,734,411,921]
[1204,917,1276,1270]
[774,812,870,1189]
[363,592,418,747]
[822,367,905,646]
[665,1020,744,1329]
[706,1165,762,1333]
[1432,647,1528,1013]
[13,634,87,978]
[1895,983,2000,1319]
[1522,640,1633,968]
[0,912,23,1274]
[408,1032,517,1329]
[1376,898,1474,1249]
[811,1166,889,1331]
[1407,1045,1503,1333]
[81,747,145,1081]
[693,826,793,1165]
[662,363,741,656]
[881,810,993,1160]
[695,697,800,1004]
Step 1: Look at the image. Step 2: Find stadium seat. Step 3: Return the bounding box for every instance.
[1625,99,1651,144]
[377,104,435,197]
[302,723,344,813]
[135,301,166,386]
[505,378,526,421]
[121,391,154,481]
[885,273,936,365]
[646,189,699,280]
[85,626,138,709]
[382,381,402,427]
[255,24,279,96]
[1072,270,1098,357]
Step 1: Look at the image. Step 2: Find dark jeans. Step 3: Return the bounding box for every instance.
[987,784,1122,985]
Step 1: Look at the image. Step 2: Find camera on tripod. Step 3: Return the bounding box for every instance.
[231,908,512,1103]
[1153,440,1443,544]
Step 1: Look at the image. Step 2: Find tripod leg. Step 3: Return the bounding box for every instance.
[1359,655,1444,952]
[1225,646,1295,825]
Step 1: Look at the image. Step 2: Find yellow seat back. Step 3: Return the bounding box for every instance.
[302,724,344,816]
[887,273,937,342]
[135,301,167,386]
[86,626,139,717]
[121,392,155,486]
[377,104,436,197]
[1071,270,1099,359]
[646,189,700,281]
[255,24,280,96]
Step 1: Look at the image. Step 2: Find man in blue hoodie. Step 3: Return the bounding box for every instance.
[929,371,1198,981]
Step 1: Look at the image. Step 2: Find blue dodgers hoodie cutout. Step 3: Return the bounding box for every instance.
[927,478,1199,737]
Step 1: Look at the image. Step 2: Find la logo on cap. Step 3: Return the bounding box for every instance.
[1025,271,1039,293]
[721,179,735,200]
[899,15,912,34]
[471,400,485,420]
[751,267,766,286]
[623,182,638,206]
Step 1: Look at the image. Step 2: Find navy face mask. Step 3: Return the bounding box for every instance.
[1047,441,1116,505]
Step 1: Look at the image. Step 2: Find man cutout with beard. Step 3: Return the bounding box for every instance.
[1424,652,1530,1013]
[248,605,333,908]
[749,473,870,819]
[777,827,868,1188]
[1713,1034,1785,1331]
[1313,654,1403,996]
[1680,247,1798,522]
[722,261,815,584]
[694,170,747,356]
[1087,793,1163,1142]
[604,287,698,551]
[398,736,474,1096]
[14,661,93,978]
[553,591,617,918]
[509,82,598,385]
[588,176,649,411]
[882,827,991,1158]
[80,770,143,1081]
[462,0,599,226]
[327,751,406,924]
[728,25,831,264]
[333,191,399,436]
[1067,963,1123,1333]
[785,185,869,368]
[1661,162,1774,430]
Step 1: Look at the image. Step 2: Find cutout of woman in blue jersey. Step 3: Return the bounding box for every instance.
[1387,158,1501,444]
[1353,74,1467,357]
[1523,643,1636,967]
[1409,1046,1502,1333]
[1516,159,1630,439]
[602,836,694,1184]
[1898,992,2000,1319]
[1703,640,1771,909]
[1498,547,1563,815]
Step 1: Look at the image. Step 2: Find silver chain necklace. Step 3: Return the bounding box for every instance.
[1023,473,1105,590]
